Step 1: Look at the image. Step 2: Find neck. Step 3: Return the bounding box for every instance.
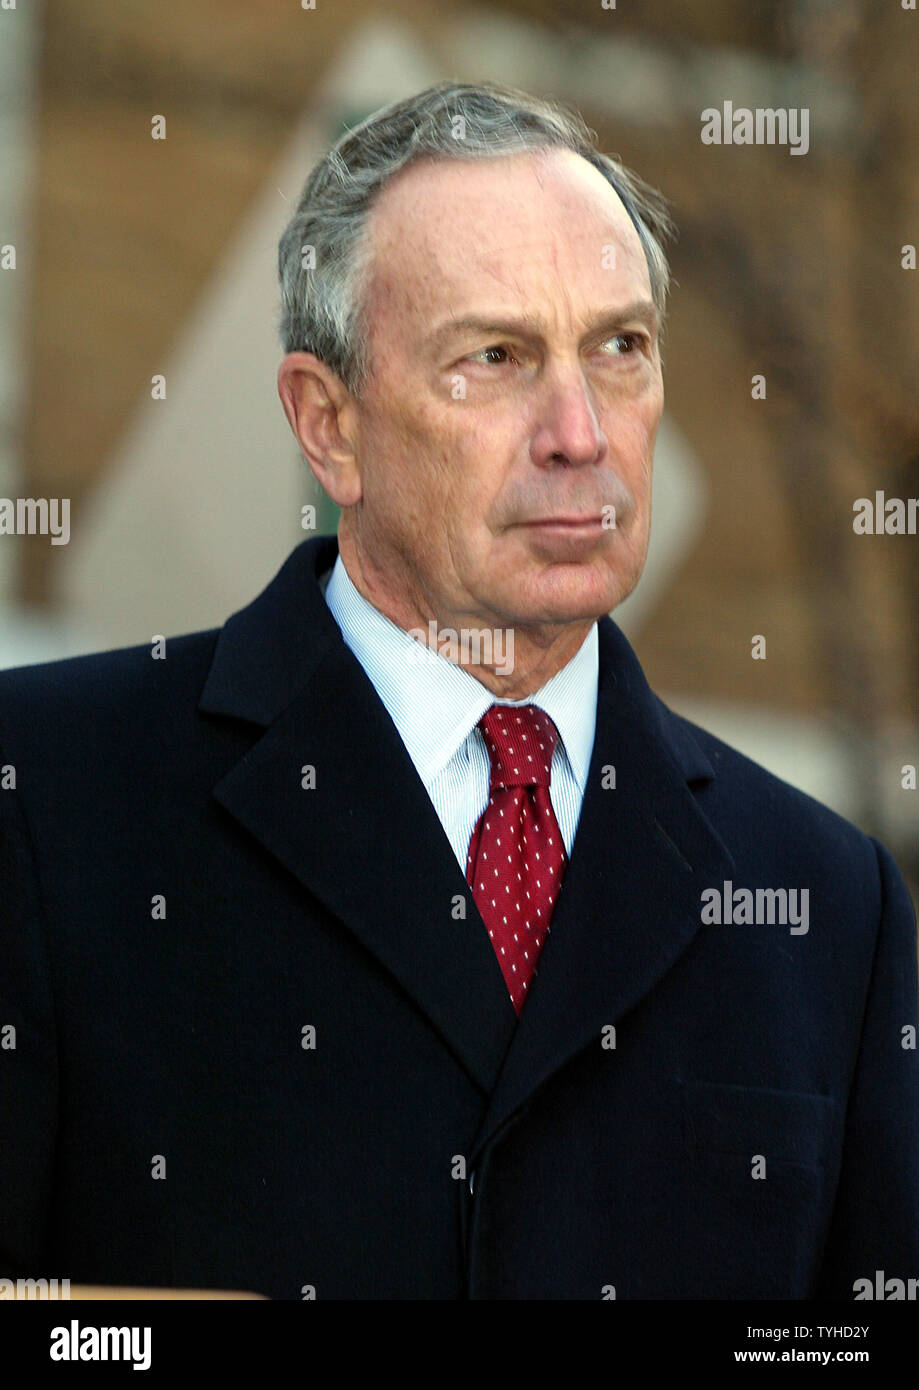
[336,532,593,700]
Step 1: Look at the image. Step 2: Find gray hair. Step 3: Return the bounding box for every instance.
[277,80,676,395]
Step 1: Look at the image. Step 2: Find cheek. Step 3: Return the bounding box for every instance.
[358,399,442,509]
[433,410,510,507]
[604,393,661,472]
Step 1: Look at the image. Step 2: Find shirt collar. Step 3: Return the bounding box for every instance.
[324,553,598,793]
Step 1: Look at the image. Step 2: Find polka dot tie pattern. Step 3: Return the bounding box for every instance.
[466,704,569,1014]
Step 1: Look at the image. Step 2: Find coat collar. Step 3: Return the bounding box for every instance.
[200,536,734,1138]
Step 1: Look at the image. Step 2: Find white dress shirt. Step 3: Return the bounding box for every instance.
[322,554,599,874]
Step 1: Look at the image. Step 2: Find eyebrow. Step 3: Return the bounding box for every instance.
[427,300,661,353]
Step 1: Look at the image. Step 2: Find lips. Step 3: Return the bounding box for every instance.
[523,516,602,526]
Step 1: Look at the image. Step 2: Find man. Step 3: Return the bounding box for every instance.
[1,81,917,1301]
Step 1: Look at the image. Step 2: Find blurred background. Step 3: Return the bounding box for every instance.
[1,0,916,897]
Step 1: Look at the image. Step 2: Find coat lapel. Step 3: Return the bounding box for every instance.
[468,617,736,1160]
[199,536,517,1097]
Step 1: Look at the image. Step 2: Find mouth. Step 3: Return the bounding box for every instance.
[515,515,610,554]
[520,516,606,532]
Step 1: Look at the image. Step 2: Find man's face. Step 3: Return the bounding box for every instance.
[346,147,664,633]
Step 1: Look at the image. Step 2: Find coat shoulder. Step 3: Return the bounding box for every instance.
[656,697,888,896]
[0,629,221,753]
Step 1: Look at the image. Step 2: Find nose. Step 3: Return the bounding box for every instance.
[529,365,607,470]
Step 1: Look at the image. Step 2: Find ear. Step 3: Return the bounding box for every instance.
[277,352,362,507]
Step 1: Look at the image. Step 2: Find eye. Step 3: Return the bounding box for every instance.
[468,344,516,366]
[602,333,643,355]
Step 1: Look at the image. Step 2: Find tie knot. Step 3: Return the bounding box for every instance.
[477,703,559,790]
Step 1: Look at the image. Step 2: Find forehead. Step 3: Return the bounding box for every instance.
[363,147,651,331]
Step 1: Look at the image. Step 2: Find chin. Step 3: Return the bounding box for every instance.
[505,562,642,627]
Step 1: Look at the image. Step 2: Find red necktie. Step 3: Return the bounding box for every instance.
[466,704,569,1014]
